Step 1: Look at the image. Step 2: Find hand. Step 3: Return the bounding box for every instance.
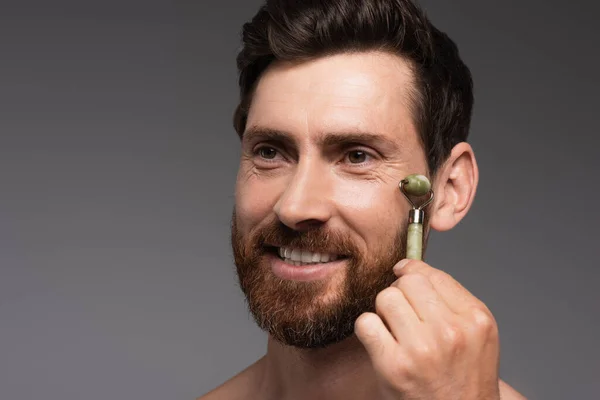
[354,259,501,400]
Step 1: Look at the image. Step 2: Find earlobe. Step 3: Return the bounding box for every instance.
[428,142,479,232]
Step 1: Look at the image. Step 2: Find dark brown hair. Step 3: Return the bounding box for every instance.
[233,0,474,176]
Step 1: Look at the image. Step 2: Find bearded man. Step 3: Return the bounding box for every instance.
[200,0,527,399]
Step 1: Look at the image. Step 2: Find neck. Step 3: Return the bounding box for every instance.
[256,334,379,400]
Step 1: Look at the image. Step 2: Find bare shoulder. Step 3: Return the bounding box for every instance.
[499,379,528,400]
[197,358,264,400]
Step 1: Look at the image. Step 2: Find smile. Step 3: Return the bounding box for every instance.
[275,246,343,266]
[265,250,348,281]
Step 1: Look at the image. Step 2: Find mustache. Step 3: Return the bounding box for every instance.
[256,221,358,257]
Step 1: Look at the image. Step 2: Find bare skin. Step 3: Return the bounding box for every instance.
[201,51,528,400]
[199,335,527,400]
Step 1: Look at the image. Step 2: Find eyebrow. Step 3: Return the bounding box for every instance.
[243,126,401,153]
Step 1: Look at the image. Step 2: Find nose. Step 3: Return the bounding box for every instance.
[273,160,333,231]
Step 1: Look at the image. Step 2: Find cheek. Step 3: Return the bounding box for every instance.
[333,182,406,235]
[234,171,278,230]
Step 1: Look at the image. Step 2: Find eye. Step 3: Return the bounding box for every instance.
[252,145,284,164]
[345,149,377,166]
[347,150,368,164]
[257,146,278,159]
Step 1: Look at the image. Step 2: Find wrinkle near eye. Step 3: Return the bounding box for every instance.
[356,160,410,183]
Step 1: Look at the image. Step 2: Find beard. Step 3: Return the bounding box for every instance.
[230,209,421,349]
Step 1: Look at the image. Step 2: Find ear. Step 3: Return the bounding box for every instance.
[428,142,479,232]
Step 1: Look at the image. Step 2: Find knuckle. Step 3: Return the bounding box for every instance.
[429,270,450,286]
[469,307,497,336]
[441,323,465,348]
[399,272,428,288]
[412,342,436,362]
[375,287,402,312]
[388,357,413,380]
[376,287,400,304]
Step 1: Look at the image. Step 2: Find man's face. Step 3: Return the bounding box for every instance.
[231,51,430,348]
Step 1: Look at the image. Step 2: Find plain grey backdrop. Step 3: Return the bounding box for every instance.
[1,0,598,399]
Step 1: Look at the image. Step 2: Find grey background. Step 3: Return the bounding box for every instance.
[1,0,598,399]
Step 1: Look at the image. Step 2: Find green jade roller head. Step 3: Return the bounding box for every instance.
[399,174,434,261]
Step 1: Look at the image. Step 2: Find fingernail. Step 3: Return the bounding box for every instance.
[394,259,410,273]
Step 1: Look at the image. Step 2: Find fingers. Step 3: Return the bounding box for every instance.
[374,286,420,339]
[356,258,503,399]
[394,259,488,315]
[354,312,396,364]
[357,258,494,364]
[393,273,454,323]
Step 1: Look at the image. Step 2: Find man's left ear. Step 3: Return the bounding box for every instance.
[428,142,479,232]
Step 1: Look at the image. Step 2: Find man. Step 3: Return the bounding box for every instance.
[201,0,527,399]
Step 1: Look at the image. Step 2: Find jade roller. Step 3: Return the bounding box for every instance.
[399,174,434,261]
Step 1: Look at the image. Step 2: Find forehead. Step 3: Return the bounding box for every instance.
[246,51,419,146]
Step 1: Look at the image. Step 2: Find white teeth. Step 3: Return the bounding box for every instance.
[290,248,301,261]
[278,247,341,265]
[301,250,313,263]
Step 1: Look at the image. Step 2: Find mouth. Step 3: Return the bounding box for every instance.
[265,246,350,267]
